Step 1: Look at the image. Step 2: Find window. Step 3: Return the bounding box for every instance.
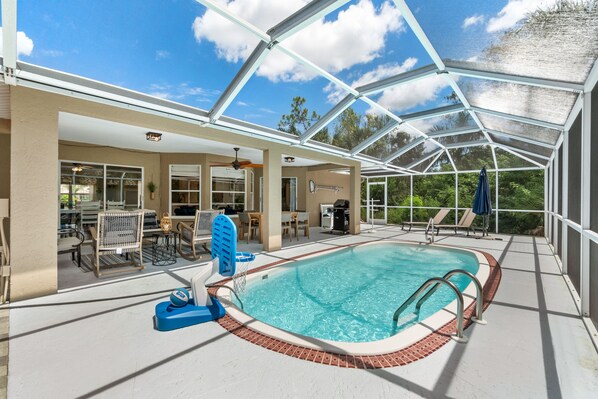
[59,161,143,209]
[170,165,201,216]
[211,167,246,211]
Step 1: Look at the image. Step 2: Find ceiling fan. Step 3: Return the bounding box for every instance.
[211,147,263,170]
[71,163,93,173]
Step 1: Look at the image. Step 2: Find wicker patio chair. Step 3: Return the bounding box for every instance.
[89,210,144,277]
[177,210,222,260]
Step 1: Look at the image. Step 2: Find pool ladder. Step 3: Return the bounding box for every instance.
[424,217,435,244]
[392,269,486,342]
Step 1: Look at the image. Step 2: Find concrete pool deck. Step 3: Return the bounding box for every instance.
[5,225,598,398]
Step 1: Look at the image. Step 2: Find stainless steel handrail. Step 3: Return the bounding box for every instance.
[393,277,465,339]
[425,217,434,243]
[415,269,484,323]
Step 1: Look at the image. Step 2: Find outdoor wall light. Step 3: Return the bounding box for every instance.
[284,156,295,163]
[146,132,162,142]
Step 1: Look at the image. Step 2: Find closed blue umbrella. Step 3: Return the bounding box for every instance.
[473,166,492,236]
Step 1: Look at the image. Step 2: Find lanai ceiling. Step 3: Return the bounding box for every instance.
[1,0,597,176]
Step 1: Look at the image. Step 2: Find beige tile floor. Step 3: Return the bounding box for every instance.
[5,225,598,398]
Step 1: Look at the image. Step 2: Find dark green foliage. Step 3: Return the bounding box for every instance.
[278,96,330,143]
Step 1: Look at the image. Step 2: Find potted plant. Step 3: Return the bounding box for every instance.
[147,181,157,200]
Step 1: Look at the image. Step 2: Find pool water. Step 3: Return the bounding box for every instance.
[233,243,479,343]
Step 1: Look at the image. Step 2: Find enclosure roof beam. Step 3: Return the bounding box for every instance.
[445,149,457,172]
[485,128,556,149]
[300,94,357,144]
[423,151,444,173]
[392,1,444,69]
[400,103,465,122]
[1,0,17,85]
[350,120,401,155]
[444,140,489,149]
[492,143,550,161]
[445,64,584,92]
[383,137,425,164]
[208,41,271,122]
[584,58,598,93]
[392,0,493,148]
[406,149,444,170]
[493,145,546,168]
[471,106,564,131]
[427,127,481,139]
[267,0,350,42]
[355,64,438,95]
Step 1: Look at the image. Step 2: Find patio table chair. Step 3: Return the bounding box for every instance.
[90,210,144,277]
[177,210,222,260]
[281,213,293,242]
[57,227,85,268]
[295,211,310,239]
[238,212,259,243]
[78,201,101,237]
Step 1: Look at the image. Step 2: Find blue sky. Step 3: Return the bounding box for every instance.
[7,0,535,131]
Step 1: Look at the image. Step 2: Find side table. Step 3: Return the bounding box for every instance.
[152,231,177,266]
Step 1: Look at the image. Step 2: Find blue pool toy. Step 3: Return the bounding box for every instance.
[155,214,247,331]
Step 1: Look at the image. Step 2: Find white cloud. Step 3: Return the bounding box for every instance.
[193,0,403,82]
[375,74,450,113]
[40,49,64,57]
[148,83,220,103]
[324,57,449,114]
[0,28,34,57]
[324,58,418,104]
[487,0,559,32]
[155,50,170,60]
[237,101,250,106]
[462,15,485,29]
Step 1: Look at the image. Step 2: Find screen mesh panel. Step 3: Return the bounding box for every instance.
[568,114,582,224]
[488,134,553,158]
[458,77,577,125]
[479,113,561,145]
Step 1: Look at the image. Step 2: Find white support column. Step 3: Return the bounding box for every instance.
[349,164,361,234]
[580,92,591,316]
[545,164,551,242]
[496,170,499,234]
[554,149,560,252]
[384,177,388,224]
[1,0,17,85]
[455,172,459,225]
[366,178,370,224]
[561,130,569,274]
[263,148,282,251]
[410,175,413,223]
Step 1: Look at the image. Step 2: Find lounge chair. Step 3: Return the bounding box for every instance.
[401,208,450,232]
[177,210,222,260]
[434,208,476,236]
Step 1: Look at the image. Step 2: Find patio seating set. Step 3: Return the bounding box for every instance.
[57,208,224,277]
[237,211,310,243]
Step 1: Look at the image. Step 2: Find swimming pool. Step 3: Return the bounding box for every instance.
[218,242,490,355]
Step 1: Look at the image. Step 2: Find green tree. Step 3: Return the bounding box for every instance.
[278,96,330,143]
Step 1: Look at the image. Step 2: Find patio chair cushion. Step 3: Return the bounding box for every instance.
[57,236,82,252]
